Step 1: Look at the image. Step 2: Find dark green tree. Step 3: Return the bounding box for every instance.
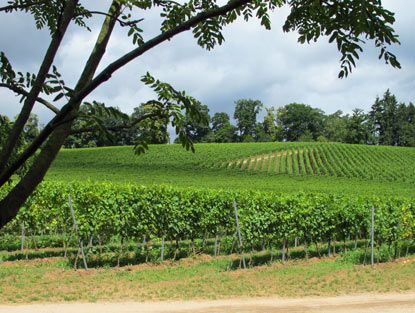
[323,110,348,142]
[260,106,283,141]
[211,112,238,143]
[21,113,39,144]
[131,104,170,144]
[233,99,263,141]
[175,102,212,143]
[369,90,400,145]
[344,108,370,144]
[0,0,403,228]
[276,103,325,141]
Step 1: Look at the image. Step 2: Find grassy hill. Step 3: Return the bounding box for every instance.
[46,142,415,197]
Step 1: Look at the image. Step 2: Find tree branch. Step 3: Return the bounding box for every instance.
[77,10,144,27]
[0,0,121,188]
[0,0,48,13]
[0,0,79,177]
[0,83,60,114]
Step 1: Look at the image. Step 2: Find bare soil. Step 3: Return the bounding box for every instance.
[1,293,414,313]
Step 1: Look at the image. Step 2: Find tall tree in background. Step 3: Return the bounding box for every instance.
[233,99,263,141]
[211,112,237,143]
[369,90,399,145]
[323,110,348,143]
[345,108,370,144]
[369,90,415,146]
[0,0,403,228]
[400,102,415,147]
[132,104,170,144]
[176,102,212,143]
[276,103,325,141]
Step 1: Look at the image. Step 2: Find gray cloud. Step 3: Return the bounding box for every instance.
[0,0,413,132]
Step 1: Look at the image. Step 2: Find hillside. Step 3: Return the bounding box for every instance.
[46,142,415,197]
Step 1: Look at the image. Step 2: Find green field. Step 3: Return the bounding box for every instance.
[46,142,415,197]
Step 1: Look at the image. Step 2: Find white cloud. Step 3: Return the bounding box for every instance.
[0,0,413,129]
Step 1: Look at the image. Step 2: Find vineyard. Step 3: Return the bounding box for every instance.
[1,142,415,270]
[1,181,414,268]
[46,142,415,197]
[219,144,415,183]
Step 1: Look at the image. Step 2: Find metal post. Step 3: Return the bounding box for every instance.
[21,220,25,251]
[371,206,375,267]
[214,232,218,258]
[160,233,165,261]
[68,196,88,270]
[233,201,246,269]
[142,234,146,249]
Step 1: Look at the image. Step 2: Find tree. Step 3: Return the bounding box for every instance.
[369,90,399,145]
[400,102,415,147]
[175,102,212,143]
[276,103,325,141]
[344,108,371,144]
[20,113,39,144]
[261,106,283,141]
[233,99,263,141]
[323,110,348,143]
[0,0,402,229]
[131,104,170,144]
[64,104,136,147]
[211,112,237,143]
[368,89,414,147]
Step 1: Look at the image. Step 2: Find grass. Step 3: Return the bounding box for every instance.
[0,254,414,304]
[45,142,415,197]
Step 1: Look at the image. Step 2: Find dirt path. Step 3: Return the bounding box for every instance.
[1,293,414,313]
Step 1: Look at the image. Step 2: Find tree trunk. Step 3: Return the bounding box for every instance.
[0,1,121,229]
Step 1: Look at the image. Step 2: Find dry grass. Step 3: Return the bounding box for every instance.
[1,254,415,304]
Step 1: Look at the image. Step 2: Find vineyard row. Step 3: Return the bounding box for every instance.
[219,144,415,183]
[1,181,414,259]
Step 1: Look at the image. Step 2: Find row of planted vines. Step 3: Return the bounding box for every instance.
[220,143,415,183]
[1,181,414,267]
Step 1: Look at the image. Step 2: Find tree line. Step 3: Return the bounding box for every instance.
[57,89,414,147]
[2,89,413,149]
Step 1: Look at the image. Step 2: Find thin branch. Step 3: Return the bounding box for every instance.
[70,112,166,135]
[76,10,144,27]
[0,83,60,114]
[154,0,182,8]
[0,0,48,13]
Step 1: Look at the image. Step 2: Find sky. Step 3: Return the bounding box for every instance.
[0,0,414,132]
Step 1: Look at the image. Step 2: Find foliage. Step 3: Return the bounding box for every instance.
[234,99,263,140]
[369,90,415,147]
[3,181,414,259]
[276,103,325,141]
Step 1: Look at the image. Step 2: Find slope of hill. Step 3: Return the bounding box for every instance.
[46,142,415,197]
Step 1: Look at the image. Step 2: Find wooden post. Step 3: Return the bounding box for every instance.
[68,196,88,270]
[233,201,246,269]
[371,206,375,267]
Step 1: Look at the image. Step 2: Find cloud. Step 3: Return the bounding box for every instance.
[0,0,413,132]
